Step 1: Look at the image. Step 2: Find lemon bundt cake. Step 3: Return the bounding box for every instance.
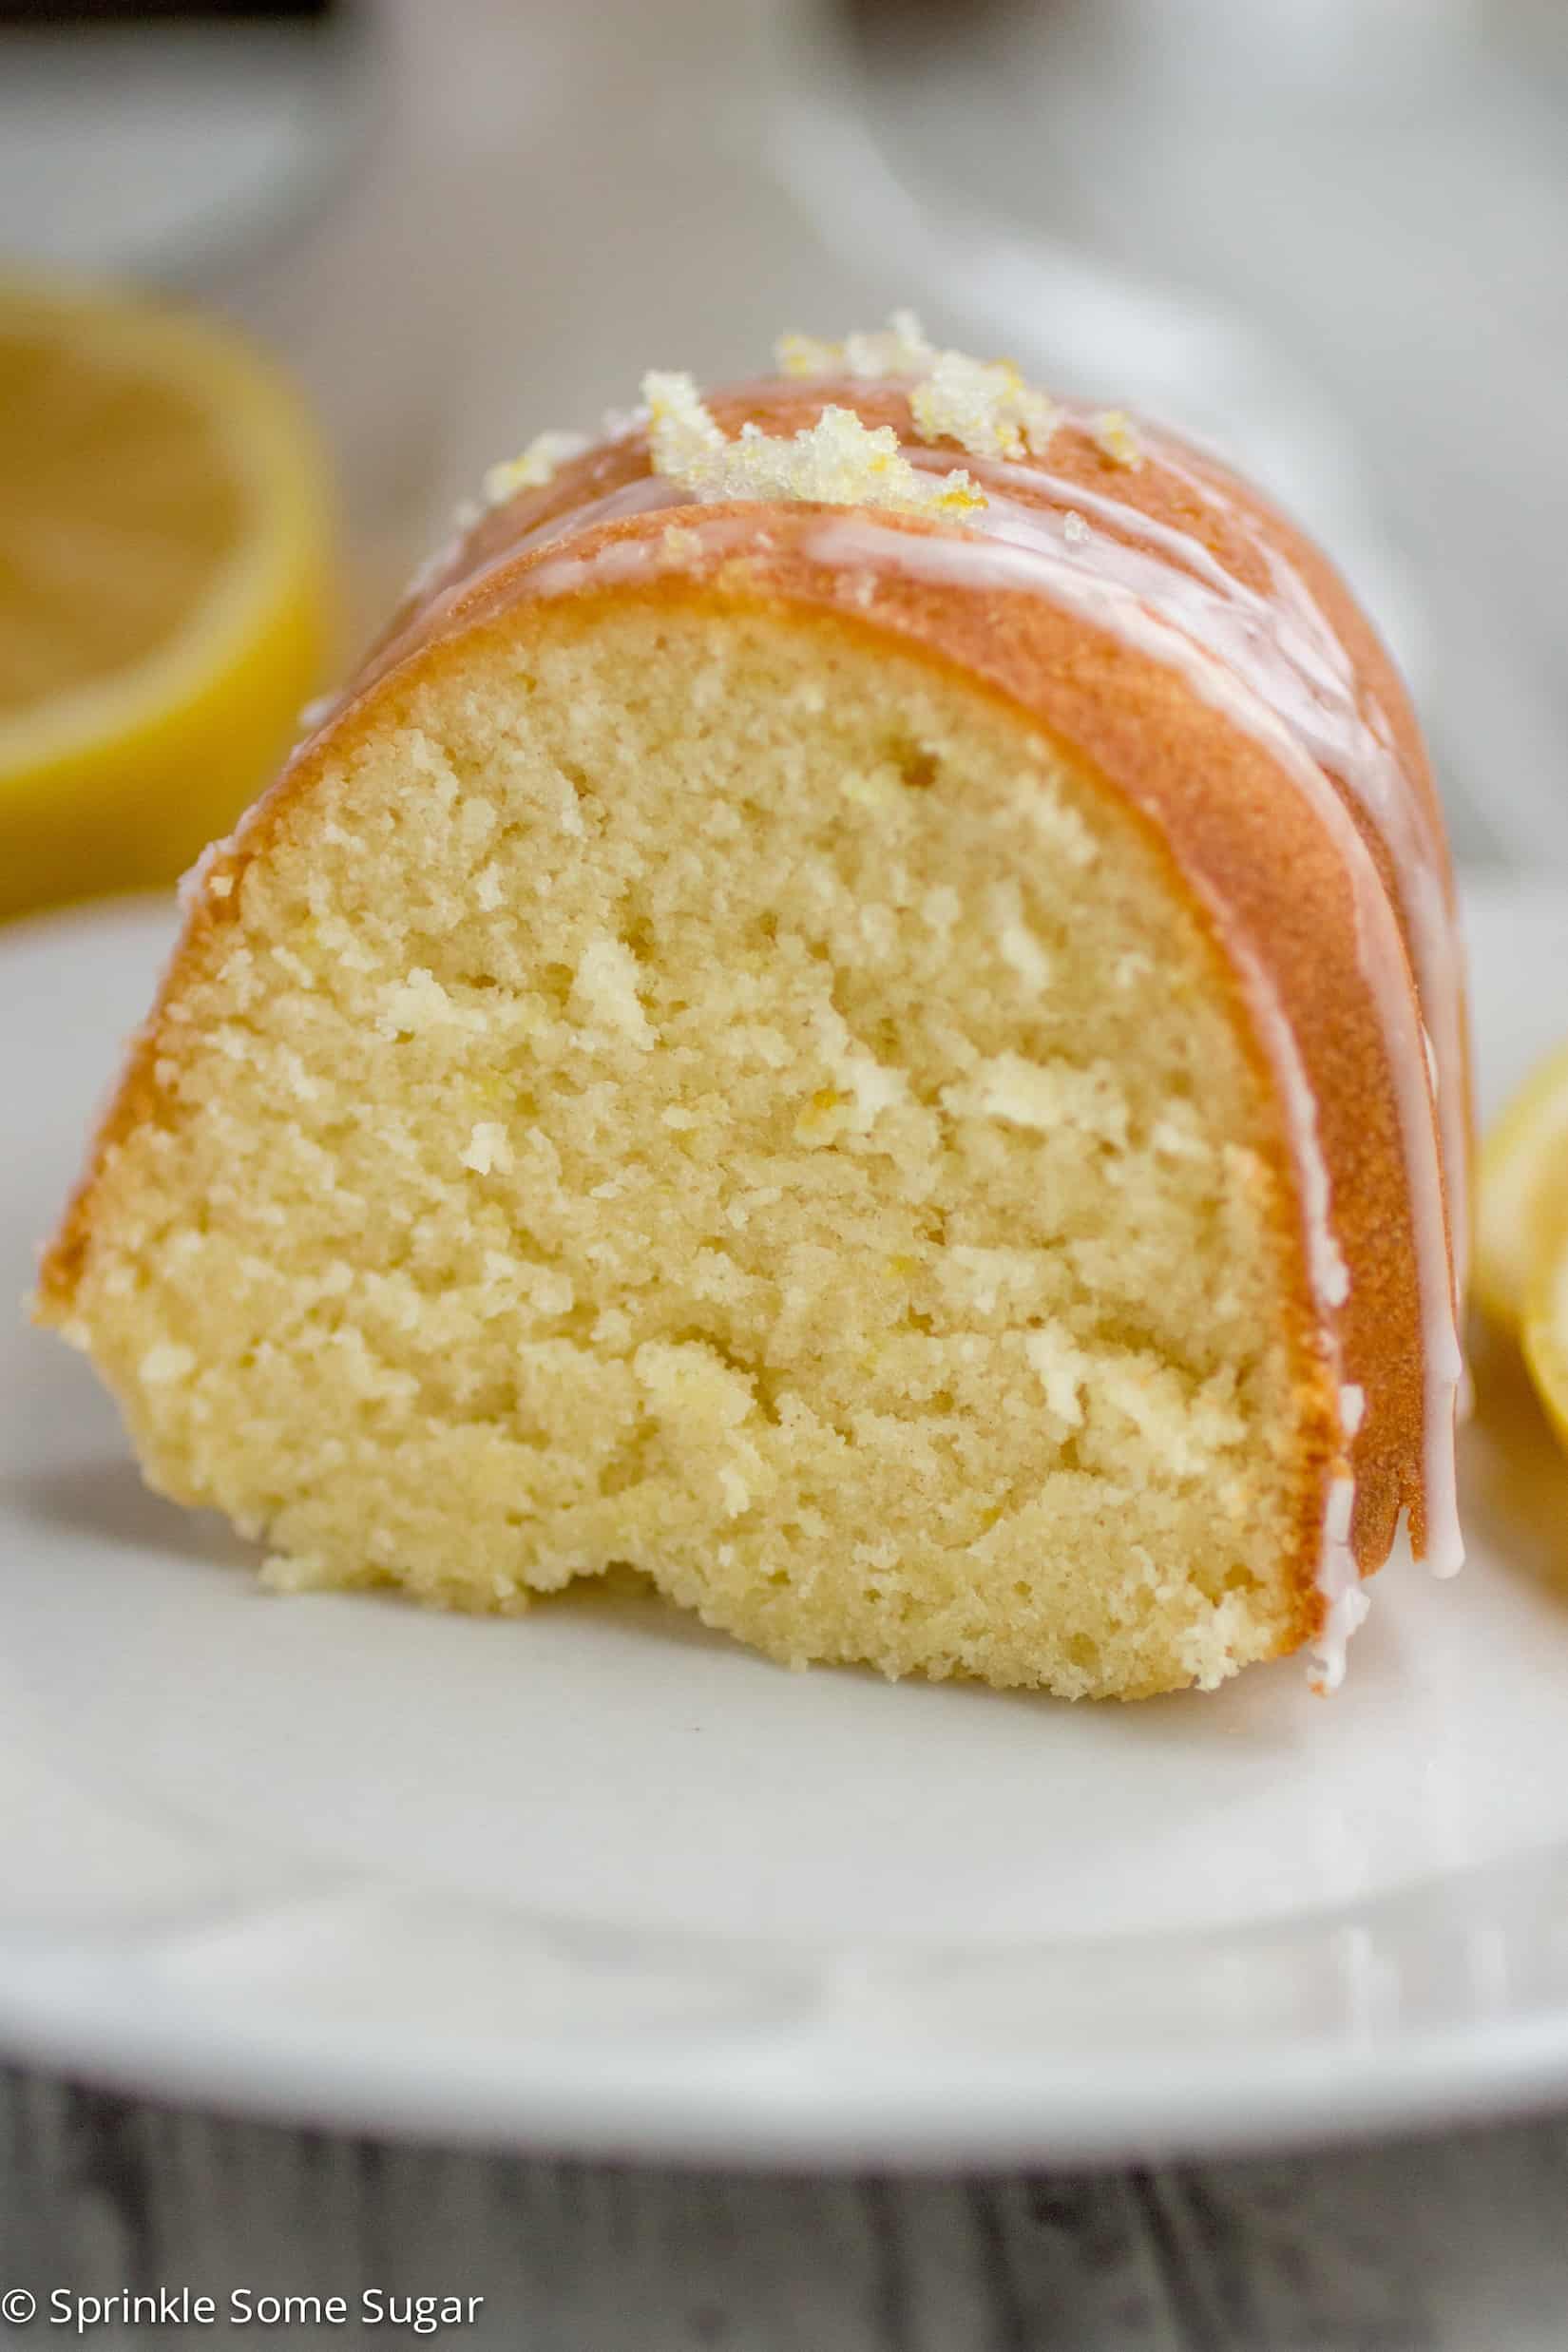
[35,321,1470,1699]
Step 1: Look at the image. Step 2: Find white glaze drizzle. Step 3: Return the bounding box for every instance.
[405,477,688,650]
[1104,437,1468,1307]
[1219,931,1362,1693]
[1223,935,1349,1315]
[502,475,684,563]
[1313,1477,1369,1695]
[296,692,336,736]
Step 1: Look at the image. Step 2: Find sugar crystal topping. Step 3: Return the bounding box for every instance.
[1092,410,1144,469]
[642,372,985,518]
[483,430,592,507]
[465,319,1146,550]
[910,351,1060,463]
[774,308,935,382]
[776,312,1060,464]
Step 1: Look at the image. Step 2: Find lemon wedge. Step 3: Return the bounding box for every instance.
[1476,1038,1568,1331]
[0,273,335,921]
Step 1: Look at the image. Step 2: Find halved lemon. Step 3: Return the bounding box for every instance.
[1523,1211,1568,1450]
[1476,1038,1568,1332]
[0,273,335,921]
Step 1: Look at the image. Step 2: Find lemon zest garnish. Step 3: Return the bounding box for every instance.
[909,351,1060,462]
[775,332,846,380]
[774,310,935,381]
[643,373,985,518]
[482,430,591,507]
[1092,410,1144,468]
[777,313,1061,464]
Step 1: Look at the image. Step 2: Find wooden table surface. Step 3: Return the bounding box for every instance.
[7,2068,1568,2350]
[8,3,1568,2342]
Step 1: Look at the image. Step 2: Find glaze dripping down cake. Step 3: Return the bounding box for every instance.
[35,319,1470,1699]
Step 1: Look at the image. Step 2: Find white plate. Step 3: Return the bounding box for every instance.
[3,881,1567,2168]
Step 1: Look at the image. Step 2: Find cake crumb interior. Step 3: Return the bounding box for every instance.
[64,600,1314,1697]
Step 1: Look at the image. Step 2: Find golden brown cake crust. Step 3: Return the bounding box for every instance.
[39,376,1467,1641]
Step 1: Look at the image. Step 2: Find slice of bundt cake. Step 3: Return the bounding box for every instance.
[34,320,1470,1699]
